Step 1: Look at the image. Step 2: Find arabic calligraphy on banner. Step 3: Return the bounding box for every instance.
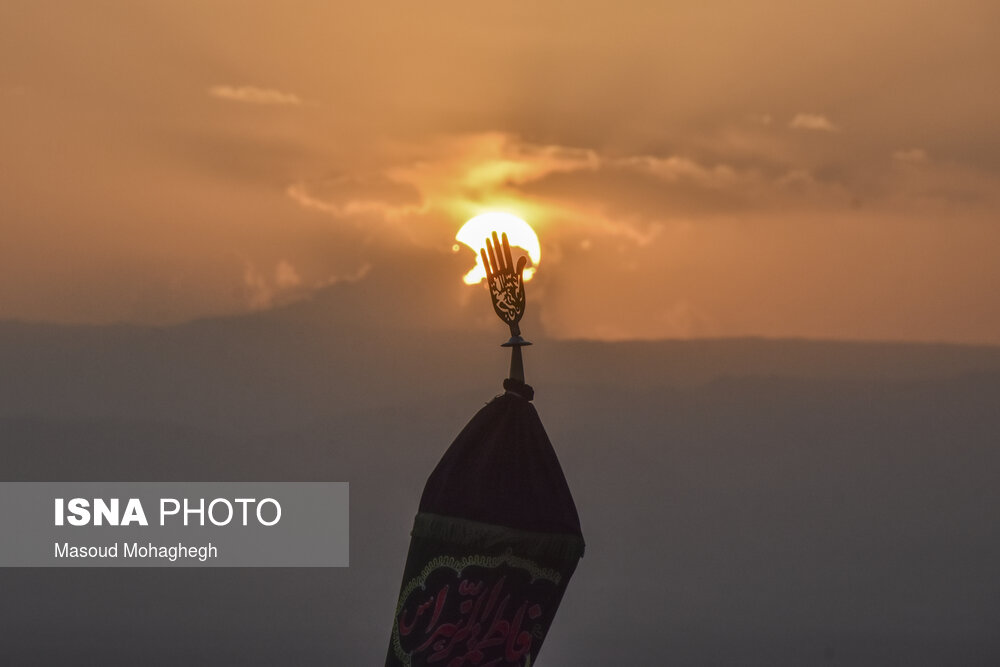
[391,554,562,667]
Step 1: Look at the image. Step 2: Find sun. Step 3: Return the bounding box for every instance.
[455,212,541,285]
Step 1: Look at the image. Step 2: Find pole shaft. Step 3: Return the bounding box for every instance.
[509,345,524,383]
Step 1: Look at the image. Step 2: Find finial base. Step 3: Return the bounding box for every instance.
[501,335,532,348]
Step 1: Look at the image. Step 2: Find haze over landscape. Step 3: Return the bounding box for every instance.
[1,1,999,665]
[3,272,1000,664]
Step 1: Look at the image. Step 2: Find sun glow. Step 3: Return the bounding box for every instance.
[456,212,541,285]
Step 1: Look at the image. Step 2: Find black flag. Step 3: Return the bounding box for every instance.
[386,379,584,666]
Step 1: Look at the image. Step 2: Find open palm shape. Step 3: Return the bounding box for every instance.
[481,231,527,334]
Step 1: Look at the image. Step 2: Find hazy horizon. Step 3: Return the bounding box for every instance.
[3,258,999,349]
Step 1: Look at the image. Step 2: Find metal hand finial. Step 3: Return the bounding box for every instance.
[481,231,527,334]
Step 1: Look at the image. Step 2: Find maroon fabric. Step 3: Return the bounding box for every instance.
[386,388,584,666]
[417,391,582,537]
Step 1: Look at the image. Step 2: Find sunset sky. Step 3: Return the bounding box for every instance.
[1,1,998,342]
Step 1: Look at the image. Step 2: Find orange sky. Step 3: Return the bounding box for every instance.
[1,1,998,342]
